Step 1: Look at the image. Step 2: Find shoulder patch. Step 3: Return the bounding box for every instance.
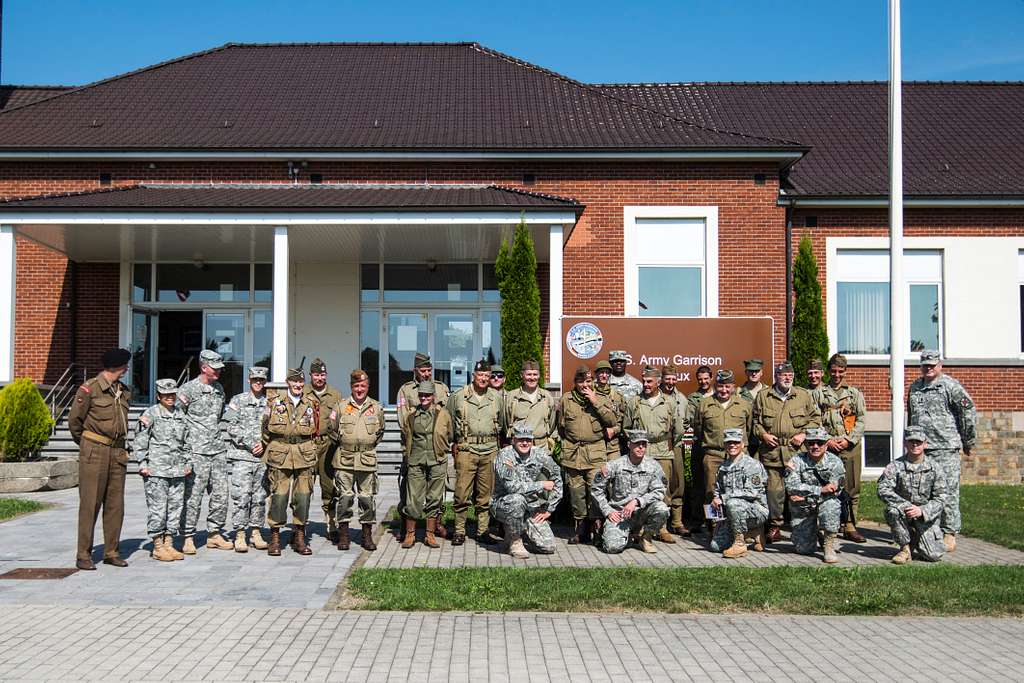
[178,393,189,405]
[139,415,151,427]
[78,384,91,394]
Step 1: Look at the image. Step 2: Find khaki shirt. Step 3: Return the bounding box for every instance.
[396,379,450,425]
[401,404,453,466]
[69,374,131,447]
[693,395,753,454]
[447,385,505,454]
[503,386,557,442]
[815,382,866,446]
[261,392,323,470]
[624,391,684,459]
[595,384,627,458]
[558,391,618,469]
[334,396,386,471]
[738,381,768,403]
[753,385,821,467]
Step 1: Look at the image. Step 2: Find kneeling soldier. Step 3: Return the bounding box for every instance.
[592,430,669,554]
[398,381,453,549]
[785,427,846,563]
[222,366,270,552]
[134,379,192,562]
[710,428,768,558]
[492,423,563,558]
[877,426,948,564]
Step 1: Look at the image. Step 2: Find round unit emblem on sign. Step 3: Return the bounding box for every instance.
[566,322,603,359]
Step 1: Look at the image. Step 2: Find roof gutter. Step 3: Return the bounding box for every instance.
[778,195,1024,208]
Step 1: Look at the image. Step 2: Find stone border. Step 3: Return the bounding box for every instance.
[0,459,77,493]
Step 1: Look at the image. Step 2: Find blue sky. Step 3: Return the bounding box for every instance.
[3,1,1023,86]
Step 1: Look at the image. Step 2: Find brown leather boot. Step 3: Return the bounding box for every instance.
[337,526,350,551]
[766,525,782,544]
[424,518,441,548]
[568,519,585,545]
[394,514,408,541]
[433,511,448,539]
[657,527,677,544]
[401,518,417,549]
[268,528,281,556]
[591,519,603,547]
[292,525,312,556]
[362,524,377,551]
[843,523,867,543]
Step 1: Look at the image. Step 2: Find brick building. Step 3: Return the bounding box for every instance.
[0,43,1019,481]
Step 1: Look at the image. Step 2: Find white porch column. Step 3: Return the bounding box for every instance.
[547,224,563,387]
[0,226,14,383]
[272,226,289,383]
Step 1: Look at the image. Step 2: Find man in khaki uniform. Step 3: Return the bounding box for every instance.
[305,358,344,543]
[503,359,557,452]
[819,353,867,542]
[261,367,324,556]
[333,369,386,551]
[70,348,132,570]
[448,360,505,545]
[685,364,715,525]
[659,363,691,536]
[398,381,453,549]
[624,366,685,543]
[593,360,627,459]
[738,359,768,403]
[752,360,822,542]
[559,365,618,544]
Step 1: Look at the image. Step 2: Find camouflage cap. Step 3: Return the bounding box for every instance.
[904,425,928,442]
[154,378,178,395]
[413,352,432,368]
[608,350,628,362]
[641,365,661,379]
[286,367,305,381]
[522,359,540,371]
[350,369,369,384]
[804,426,830,442]
[775,360,795,374]
[808,358,824,371]
[309,358,327,373]
[511,422,534,440]
[919,349,941,365]
[722,427,745,443]
[716,369,734,383]
[626,429,650,444]
[199,349,225,369]
[101,347,131,369]
[490,364,504,374]
[744,358,763,371]
[416,380,435,395]
[573,365,592,381]
[249,366,269,380]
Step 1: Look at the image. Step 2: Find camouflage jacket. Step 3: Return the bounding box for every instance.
[713,453,767,506]
[176,377,226,456]
[877,456,948,521]
[784,451,846,504]
[591,454,667,518]
[492,444,563,512]
[221,390,268,462]
[907,374,977,450]
[133,404,192,477]
[608,372,642,401]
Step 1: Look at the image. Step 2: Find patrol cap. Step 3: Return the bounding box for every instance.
[522,359,540,371]
[286,367,305,381]
[490,364,504,375]
[249,366,269,380]
[808,358,824,371]
[414,352,432,368]
[594,360,612,372]
[573,365,592,381]
[641,365,661,379]
[474,359,491,373]
[904,425,928,442]
[350,369,369,384]
[609,350,629,362]
[744,358,764,371]
[723,428,745,443]
[154,378,178,395]
[416,380,435,395]
[716,369,734,383]
[199,349,225,370]
[775,360,794,374]
[309,358,327,373]
[919,349,941,365]
[661,364,678,375]
[804,427,830,443]
[511,423,534,440]
[101,347,131,369]
[626,429,650,444]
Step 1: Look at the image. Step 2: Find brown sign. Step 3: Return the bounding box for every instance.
[561,316,775,394]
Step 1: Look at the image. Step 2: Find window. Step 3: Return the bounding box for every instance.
[864,433,893,470]
[156,264,251,303]
[383,263,478,303]
[132,264,151,303]
[834,250,942,357]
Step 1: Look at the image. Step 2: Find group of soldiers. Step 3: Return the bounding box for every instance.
[71,342,975,568]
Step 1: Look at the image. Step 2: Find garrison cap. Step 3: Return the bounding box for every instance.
[804,427,830,442]
[350,369,369,384]
[101,347,131,369]
[573,365,592,381]
[723,428,745,443]
[416,380,435,395]
[286,367,305,381]
[490,364,504,374]
[154,378,178,395]
[594,360,612,372]
[511,423,534,440]
[904,425,928,442]
[309,358,327,373]
[641,365,661,379]
[474,359,491,373]
[249,366,269,380]
[608,350,629,362]
[716,369,734,383]
[775,360,794,374]
[744,358,764,371]
[522,359,540,371]
[414,352,432,368]
[808,358,825,371]
[626,429,650,444]
[199,349,225,369]
[919,349,941,365]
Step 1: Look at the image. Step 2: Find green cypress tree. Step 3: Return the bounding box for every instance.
[0,378,55,461]
[791,234,830,386]
[495,217,544,390]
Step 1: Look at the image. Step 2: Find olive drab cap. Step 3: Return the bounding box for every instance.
[661,364,678,375]
[199,349,225,369]
[716,369,734,383]
[474,359,491,373]
[775,360,794,374]
[808,358,824,371]
[414,352,432,368]
[249,366,269,379]
[744,358,763,371]
[350,369,369,384]
[286,367,305,381]
[490,364,504,374]
[101,347,131,369]
[594,360,612,372]
[919,349,941,365]
[512,423,534,440]
[641,365,661,379]
[573,365,592,381]
[309,358,327,373]
[522,359,540,371]
[609,350,629,362]
[154,378,178,395]
[804,427,830,442]
[904,425,928,442]
[416,381,435,395]
[723,428,745,443]
[626,429,650,444]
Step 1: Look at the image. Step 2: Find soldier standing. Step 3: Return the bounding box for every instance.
[305,359,344,543]
[222,366,270,553]
[70,348,132,570]
[785,427,845,563]
[491,423,563,558]
[607,350,642,400]
[710,428,768,558]
[503,360,557,453]
[134,379,192,562]
[752,361,821,543]
[178,349,233,554]
[593,359,627,459]
[817,354,867,543]
[558,365,618,544]
[686,365,715,418]
[398,381,453,549]
[333,369,386,552]
[261,366,323,556]
[907,350,976,553]
[659,363,690,536]
[738,359,768,403]
[877,426,949,564]
[448,360,505,545]
[692,370,753,516]
[489,364,507,396]
[592,430,670,554]
[685,365,715,527]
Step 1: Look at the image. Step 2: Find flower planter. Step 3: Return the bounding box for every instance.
[0,458,78,493]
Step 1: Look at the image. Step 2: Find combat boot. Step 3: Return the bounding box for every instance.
[337,526,351,551]
[843,522,867,543]
[639,530,657,554]
[722,532,748,559]
[362,524,377,551]
[268,527,282,556]
[206,532,233,550]
[250,528,268,550]
[568,519,585,545]
[182,536,197,555]
[164,534,184,560]
[292,525,312,555]
[823,533,839,564]
[507,532,530,559]
[433,511,448,539]
[766,525,782,544]
[591,519,603,547]
[944,533,957,553]
[401,518,417,549]
[891,545,912,565]
[328,518,339,544]
[423,518,441,548]
[752,528,765,552]
[151,536,174,562]
[234,529,248,553]
[656,526,677,544]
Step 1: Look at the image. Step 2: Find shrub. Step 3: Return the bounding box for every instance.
[0,378,54,461]
[791,234,830,386]
[495,216,544,389]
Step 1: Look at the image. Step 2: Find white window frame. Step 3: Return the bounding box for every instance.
[623,206,719,317]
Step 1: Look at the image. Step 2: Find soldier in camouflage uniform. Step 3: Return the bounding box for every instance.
[710,427,768,558]
[305,358,344,543]
[178,349,233,554]
[491,423,563,558]
[877,426,949,564]
[593,360,627,459]
[785,427,845,563]
[907,350,976,553]
[222,366,269,553]
[503,359,557,452]
[592,430,669,554]
[134,379,193,562]
[607,350,642,400]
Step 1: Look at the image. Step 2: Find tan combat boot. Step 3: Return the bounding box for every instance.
[424,517,441,548]
[722,532,748,559]
[638,530,658,554]
[656,527,677,544]
[943,533,957,553]
[151,536,175,562]
[234,529,248,553]
[891,545,912,564]
[164,534,184,560]
[401,518,417,549]
[249,528,268,550]
[823,533,839,564]
[206,532,234,550]
[182,536,197,555]
[508,534,530,560]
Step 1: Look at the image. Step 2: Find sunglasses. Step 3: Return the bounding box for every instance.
[492,373,505,378]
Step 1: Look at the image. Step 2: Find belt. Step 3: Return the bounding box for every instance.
[461,436,498,445]
[533,436,551,445]
[339,447,375,454]
[83,430,124,448]
[648,435,670,444]
[276,436,311,445]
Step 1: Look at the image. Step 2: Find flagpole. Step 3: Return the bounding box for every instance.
[889,0,905,459]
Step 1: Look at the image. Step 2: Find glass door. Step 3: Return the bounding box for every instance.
[386,312,428,404]
[433,314,474,394]
[130,311,156,404]
[204,311,247,398]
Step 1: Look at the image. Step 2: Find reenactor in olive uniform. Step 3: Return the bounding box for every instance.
[70,348,132,570]
[686,365,715,419]
[593,360,627,458]
[503,359,557,452]
[737,358,768,403]
[752,361,821,542]
[558,365,619,544]
[659,363,690,536]
[447,360,506,545]
[305,358,344,543]
[489,363,507,398]
[685,365,715,525]
[333,369,386,551]
[817,354,868,543]
[692,370,753,514]
[222,366,270,552]
[607,350,642,400]
[261,367,324,556]
[398,381,454,548]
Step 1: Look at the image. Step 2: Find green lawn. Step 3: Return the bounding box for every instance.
[347,565,1024,616]
[0,497,46,522]
[859,481,1024,551]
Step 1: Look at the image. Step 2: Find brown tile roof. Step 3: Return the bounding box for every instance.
[0,43,796,152]
[0,85,73,110]
[598,81,1024,197]
[0,183,583,212]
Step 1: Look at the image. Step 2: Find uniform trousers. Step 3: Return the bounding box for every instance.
[790,498,841,555]
[562,465,602,521]
[711,498,769,551]
[838,442,862,526]
[182,453,229,536]
[491,493,556,552]
[403,460,446,520]
[702,450,725,503]
[601,501,670,553]
[267,466,314,527]
[318,444,338,525]
[335,469,378,524]
[884,506,946,561]
[453,448,496,534]
[927,448,962,534]
[143,475,185,537]
[77,440,127,561]
[230,460,267,530]
[656,453,685,528]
